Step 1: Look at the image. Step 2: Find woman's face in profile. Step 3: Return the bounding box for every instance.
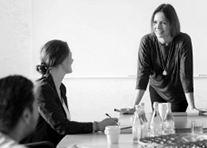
[153,12,171,40]
[62,51,74,74]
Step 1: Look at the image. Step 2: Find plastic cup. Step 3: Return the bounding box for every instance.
[104,125,120,144]
[191,121,203,134]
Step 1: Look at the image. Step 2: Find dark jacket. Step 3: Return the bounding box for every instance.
[21,74,93,146]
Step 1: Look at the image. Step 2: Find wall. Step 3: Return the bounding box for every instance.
[0,0,32,78]
[32,0,207,77]
[0,1,207,123]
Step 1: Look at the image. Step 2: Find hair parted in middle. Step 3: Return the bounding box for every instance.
[151,3,180,38]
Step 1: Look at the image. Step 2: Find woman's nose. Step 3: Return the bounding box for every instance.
[157,22,162,29]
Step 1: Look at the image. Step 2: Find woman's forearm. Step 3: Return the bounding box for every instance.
[134,89,145,107]
[185,92,195,110]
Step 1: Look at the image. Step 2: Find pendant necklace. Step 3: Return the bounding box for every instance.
[163,69,167,76]
[159,43,172,76]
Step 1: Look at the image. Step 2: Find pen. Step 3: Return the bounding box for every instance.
[120,126,132,130]
[105,113,112,118]
[114,108,121,112]
[105,113,120,125]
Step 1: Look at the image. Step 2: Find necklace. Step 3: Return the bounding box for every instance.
[159,43,173,76]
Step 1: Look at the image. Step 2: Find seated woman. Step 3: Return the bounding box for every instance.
[21,40,118,146]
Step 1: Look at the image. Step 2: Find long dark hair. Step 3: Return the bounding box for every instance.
[36,40,70,76]
[151,4,180,38]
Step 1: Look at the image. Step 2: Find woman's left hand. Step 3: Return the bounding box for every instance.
[191,107,207,114]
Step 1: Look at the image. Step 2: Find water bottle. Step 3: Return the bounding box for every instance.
[140,103,149,138]
[140,103,148,123]
[150,102,162,136]
[163,102,175,134]
[132,105,142,143]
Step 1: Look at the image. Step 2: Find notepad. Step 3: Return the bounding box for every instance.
[120,126,132,130]
[120,126,132,133]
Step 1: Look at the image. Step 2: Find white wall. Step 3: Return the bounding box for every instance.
[0,0,32,78]
[32,0,207,77]
[1,0,207,123]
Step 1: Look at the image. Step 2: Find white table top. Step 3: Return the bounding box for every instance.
[57,133,140,148]
[57,113,207,148]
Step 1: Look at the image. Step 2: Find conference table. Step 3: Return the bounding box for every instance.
[56,112,207,148]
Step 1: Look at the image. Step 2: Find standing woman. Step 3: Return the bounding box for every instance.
[21,40,118,146]
[123,4,200,113]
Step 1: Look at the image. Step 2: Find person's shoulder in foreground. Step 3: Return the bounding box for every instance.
[0,75,39,148]
[0,132,26,148]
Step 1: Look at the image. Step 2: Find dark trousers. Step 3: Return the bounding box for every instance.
[149,85,188,112]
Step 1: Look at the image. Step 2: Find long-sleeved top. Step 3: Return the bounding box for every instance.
[22,74,93,146]
[136,32,193,103]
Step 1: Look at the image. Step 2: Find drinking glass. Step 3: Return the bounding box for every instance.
[191,121,203,134]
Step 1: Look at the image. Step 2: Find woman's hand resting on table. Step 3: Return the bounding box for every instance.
[93,118,118,132]
[99,118,119,130]
[186,107,207,115]
[191,107,207,115]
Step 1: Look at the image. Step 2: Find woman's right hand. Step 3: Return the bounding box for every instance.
[98,118,118,131]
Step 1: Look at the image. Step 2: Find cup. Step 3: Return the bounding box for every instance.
[158,103,167,121]
[191,121,203,134]
[104,125,120,144]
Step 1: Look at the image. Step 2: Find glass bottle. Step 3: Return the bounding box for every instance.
[132,105,142,143]
[163,102,175,135]
[140,103,149,138]
[150,102,162,136]
[140,103,148,123]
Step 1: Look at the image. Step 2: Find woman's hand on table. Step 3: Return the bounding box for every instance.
[195,108,207,115]
[98,118,119,131]
[190,107,207,115]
